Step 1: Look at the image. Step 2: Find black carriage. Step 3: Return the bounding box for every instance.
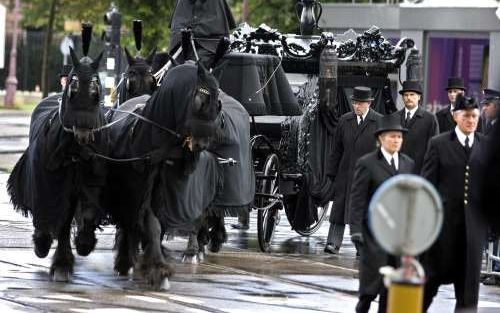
[215,24,420,252]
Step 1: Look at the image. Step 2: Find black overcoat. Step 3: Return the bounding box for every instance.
[393,106,439,173]
[169,0,236,53]
[349,149,414,296]
[327,109,382,224]
[420,130,487,307]
[436,105,454,133]
[436,104,482,133]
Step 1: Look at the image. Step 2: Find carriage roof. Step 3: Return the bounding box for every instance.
[217,24,417,117]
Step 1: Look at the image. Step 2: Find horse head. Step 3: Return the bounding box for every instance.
[183,62,222,152]
[61,47,104,145]
[123,47,156,100]
[61,23,104,145]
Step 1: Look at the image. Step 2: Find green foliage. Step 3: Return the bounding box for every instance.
[20,0,319,53]
[21,0,175,52]
[231,0,299,34]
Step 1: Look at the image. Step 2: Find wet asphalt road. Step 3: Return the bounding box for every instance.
[0,113,499,312]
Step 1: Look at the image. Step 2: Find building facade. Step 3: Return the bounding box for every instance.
[319,0,500,109]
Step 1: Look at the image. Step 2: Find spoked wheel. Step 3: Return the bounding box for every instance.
[256,153,281,252]
[294,201,331,236]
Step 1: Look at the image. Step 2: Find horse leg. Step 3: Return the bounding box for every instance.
[33,228,53,258]
[197,218,210,261]
[114,227,138,276]
[74,186,100,256]
[182,230,201,264]
[50,211,74,282]
[208,212,227,253]
[139,209,173,290]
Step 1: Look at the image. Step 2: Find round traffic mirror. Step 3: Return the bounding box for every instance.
[368,174,443,256]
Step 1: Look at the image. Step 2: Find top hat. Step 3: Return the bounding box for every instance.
[445,77,466,91]
[452,93,478,111]
[374,114,408,136]
[399,80,422,95]
[481,88,500,104]
[351,86,374,102]
[59,64,72,78]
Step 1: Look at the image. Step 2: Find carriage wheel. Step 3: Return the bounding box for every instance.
[293,201,330,236]
[257,153,281,253]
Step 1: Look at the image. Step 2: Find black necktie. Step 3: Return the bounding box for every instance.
[405,111,411,127]
[390,157,397,172]
[359,116,363,126]
[464,136,471,156]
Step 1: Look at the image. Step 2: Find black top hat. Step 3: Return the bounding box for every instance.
[399,80,422,95]
[452,93,478,111]
[374,114,408,136]
[445,77,466,91]
[351,86,374,102]
[59,64,72,78]
[481,88,500,104]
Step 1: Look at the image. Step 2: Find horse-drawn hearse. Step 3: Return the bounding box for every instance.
[218,23,419,252]
[6,4,421,290]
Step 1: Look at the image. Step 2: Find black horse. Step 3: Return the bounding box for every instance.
[104,61,222,290]
[7,44,107,281]
[114,47,156,106]
[181,90,254,263]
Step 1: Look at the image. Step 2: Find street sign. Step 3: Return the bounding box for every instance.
[368,174,443,256]
[60,36,74,56]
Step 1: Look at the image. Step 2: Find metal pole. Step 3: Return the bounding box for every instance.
[4,0,21,108]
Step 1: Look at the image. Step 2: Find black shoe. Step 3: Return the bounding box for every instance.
[231,222,249,230]
[324,244,339,254]
[483,276,498,286]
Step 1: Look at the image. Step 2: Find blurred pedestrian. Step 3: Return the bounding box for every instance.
[393,80,439,173]
[59,64,72,91]
[349,114,414,313]
[325,87,381,255]
[421,94,487,312]
[436,77,466,133]
[481,88,499,135]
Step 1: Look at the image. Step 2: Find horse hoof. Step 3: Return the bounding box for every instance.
[197,251,205,262]
[75,232,97,256]
[52,269,70,282]
[181,254,200,264]
[208,240,222,253]
[33,232,52,258]
[160,277,170,291]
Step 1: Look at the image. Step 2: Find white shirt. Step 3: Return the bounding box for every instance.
[357,110,369,125]
[404,106,418,120]
[454,126,474,147]
[381,147,399,170]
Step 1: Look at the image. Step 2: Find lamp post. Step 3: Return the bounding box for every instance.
[4,0,21,108]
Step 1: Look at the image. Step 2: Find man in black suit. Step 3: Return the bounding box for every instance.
[394,80,439,173]
[421,94,487,312]
[481,88,499,136]
[436,77,466,133]
[169,0,235,66]
[349,114,415,313]
[481,88,500,286]
[325,87,381,254]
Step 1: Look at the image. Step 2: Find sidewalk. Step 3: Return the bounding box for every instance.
[0,109,31,172]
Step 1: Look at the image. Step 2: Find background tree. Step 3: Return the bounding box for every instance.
[20,0,323,94]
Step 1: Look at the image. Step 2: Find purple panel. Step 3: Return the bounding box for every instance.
[426,37,489,108]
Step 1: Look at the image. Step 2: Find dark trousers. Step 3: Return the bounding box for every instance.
[424,277,478,312]
[356,289,388,313]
